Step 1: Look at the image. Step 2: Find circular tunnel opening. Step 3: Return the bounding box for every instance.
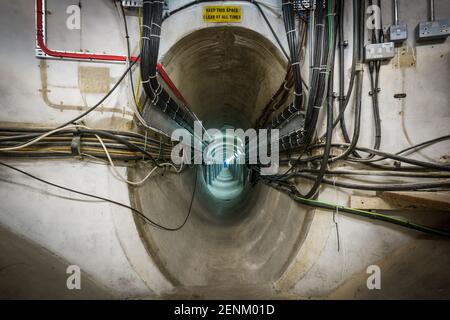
[129,26,313,288]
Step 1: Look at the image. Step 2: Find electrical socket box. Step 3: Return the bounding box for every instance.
[389,24,408,43]
[365,42,395,61]
[417,19,450,41]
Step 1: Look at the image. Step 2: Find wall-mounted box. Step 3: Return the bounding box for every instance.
[417,19,450,41]
[365,42,395,61]
[389,24,408,43]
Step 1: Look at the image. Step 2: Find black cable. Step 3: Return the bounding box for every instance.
[284,169,450,178]
[299,0,337,198]
[283,134,450,166]
[290,193,450,238]
[141,0,195,132]
[0,127,173,147]
[4,56,140,153]
[260,176,450,238]
[118,1,141,117]
[77,128,161,167]
[277,0,330,145]
[315,0,358,142]
[254,1,290,61]
[360,135,450,164]
[57,56,140,131]
[282,141,450,172]
[329,0,364,161]
[346,0,382,161]
[0,161,191,231]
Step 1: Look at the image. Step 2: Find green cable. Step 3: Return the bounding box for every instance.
[290,194,450,238]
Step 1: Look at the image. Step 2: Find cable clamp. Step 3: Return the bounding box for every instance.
[151,83,161,96]
[355,62,364,72]
[291,61,301,66]
[154,83,163,95]
[151,22,161,29]
[313,105,322,109]
[142,34,160,41]
[293,91,303,97]
[286,29,297,35]
[152,94,160,105]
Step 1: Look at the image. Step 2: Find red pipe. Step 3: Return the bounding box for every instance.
[156,64,189,106]
[35,0,189,105]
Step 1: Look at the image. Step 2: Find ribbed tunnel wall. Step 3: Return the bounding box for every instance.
[129,27,313,287]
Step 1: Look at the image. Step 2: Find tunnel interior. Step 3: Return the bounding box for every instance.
[129,26,313,287]
[201,125,248,201]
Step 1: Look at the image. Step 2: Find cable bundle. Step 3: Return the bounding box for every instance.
[140,0,195,132]
[0,127,174,163]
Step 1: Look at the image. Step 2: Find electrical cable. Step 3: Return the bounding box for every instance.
[284,169,450,178]
[1,56,140,153]
[290,193,450,238]
[261,176,450,238]
[94,133,183,186]
[359,135,450,164]
[254,1,290,61]
[284,172,450,191]
[282,134,450,166]
[118,1,142,114]
[280,141,450,172]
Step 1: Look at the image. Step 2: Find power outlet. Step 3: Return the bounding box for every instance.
[417,19,450,41]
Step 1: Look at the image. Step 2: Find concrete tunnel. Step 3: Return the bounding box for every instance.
[1,0,450,300]
[129,26,310,288]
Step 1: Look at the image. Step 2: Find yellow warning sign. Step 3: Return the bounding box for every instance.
[202,6,242,23]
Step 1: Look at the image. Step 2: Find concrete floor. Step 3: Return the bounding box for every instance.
[0,0,450,299]
[0,223,113,299]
